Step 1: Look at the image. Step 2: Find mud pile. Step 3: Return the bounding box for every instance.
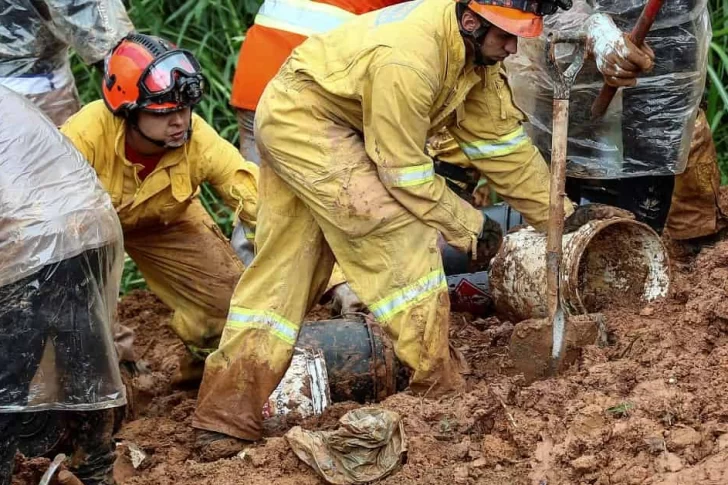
[15,237,728,485]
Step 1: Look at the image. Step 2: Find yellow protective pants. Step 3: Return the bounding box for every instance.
[667,109,727,240]
[193,76,462,441]
[124,200,244,358]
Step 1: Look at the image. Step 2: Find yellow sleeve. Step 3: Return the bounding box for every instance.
[443,68,573,232]
[60,110,98,169]
[363,63,483,253]
[198,124,259,227]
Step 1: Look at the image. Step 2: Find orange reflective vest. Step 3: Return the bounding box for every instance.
[230,0,408,111]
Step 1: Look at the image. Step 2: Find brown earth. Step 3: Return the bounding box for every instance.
[14,235,728,485]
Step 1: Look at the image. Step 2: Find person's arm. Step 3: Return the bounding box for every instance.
[197,120,259,228]
[362,63,483,253]
[45,0,134,65]
[441,68,572,232]
[60,109,98,168]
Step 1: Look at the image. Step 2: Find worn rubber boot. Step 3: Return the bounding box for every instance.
[66,409,117,485]
[194,430,250,462]
[0,415,18,485]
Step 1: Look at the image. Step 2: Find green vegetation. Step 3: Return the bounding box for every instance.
[71,0,728,293]
[708,0,728,183]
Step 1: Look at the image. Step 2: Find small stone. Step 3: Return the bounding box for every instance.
[644,436,666,454]
[471,458,488,468]
[640,307,655,316]
[668,427,701,449]
[120,442,147,469]
[454,465,469,483]
[717,433,728,451]
[571,454,598,472]
[656,452,683,473]
[668,377,677,385]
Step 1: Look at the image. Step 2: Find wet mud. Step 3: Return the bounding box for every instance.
[12,231,728,484]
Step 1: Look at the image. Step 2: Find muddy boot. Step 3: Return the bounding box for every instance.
[0,415,18,485]
[66,409,117,485]
[172,353,205,387]
[194,430,249,462]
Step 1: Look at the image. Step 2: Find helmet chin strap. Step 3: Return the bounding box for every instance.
[457,3,492,66]
[129,110,193,149]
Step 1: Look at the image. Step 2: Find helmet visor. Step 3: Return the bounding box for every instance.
[142,50,201,95]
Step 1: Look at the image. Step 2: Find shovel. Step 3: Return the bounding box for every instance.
[544,32,587,375]
[507,33,606,382]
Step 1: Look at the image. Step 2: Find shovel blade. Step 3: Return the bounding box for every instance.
[507,313,606,384]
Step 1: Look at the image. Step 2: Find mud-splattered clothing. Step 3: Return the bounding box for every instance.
[193,0,568,441]
[61,100,258,355]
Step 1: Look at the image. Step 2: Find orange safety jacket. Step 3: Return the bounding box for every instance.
[230,0,408,111]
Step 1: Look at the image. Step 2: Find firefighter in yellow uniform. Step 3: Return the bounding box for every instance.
[61,34,259,379]
[192,0,646,447]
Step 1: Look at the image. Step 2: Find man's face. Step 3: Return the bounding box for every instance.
[460,9,519,65]
[136,107,192,148]
[479,25,518,64]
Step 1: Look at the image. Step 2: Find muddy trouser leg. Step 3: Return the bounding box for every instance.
[234,108,351,300]
[62,410,116,485]
[0,415,18,485]
[667,109,727,240]
[46,250,122,485]
[614,175,676,233]
[0,271,53,485]
[193,78,462,441]
[567,175,675,233]
[124,200,245,359]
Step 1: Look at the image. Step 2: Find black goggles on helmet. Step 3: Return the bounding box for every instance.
[138,49,206,108]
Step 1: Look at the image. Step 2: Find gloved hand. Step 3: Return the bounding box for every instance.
[475,215,504,265]
[564,203,635,233]
[585,14,655,88]
[331,283,368,316]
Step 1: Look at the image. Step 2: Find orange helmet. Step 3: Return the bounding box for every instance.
[102,33,205,116]
[459,0,571,38]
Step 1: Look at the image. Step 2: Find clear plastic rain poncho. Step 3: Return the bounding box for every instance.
[506,0,710,178]
[0,86,125,412]
[0,0,133,126]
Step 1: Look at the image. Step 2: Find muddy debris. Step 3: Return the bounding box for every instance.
[11,233,728,485]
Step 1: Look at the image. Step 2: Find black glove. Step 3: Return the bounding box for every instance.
[475,215,504,266]
[564,203,635,233]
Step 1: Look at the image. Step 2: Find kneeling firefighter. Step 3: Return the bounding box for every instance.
[61,34,260,384]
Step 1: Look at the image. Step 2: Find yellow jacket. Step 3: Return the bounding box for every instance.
[61,100,258,231]
[286,0,560,240]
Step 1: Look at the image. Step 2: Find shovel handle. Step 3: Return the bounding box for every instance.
[544,33,586,316]
[590,0,665,119]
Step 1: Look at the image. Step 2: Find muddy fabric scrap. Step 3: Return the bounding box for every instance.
[285,407,407,485]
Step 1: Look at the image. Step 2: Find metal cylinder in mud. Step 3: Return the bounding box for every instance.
[489,218,671,322]
[263,319,410,426]
[297,319,410,403]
